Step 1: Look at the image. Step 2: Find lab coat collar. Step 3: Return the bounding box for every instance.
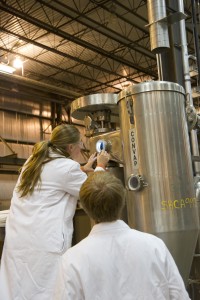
[89,220,129,235]
[48,149,67,159]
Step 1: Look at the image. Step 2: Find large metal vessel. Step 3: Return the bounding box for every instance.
[117,81,199,284]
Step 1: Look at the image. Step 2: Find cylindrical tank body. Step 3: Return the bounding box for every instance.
[118,81,199,284]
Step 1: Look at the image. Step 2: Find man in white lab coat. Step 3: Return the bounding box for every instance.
[55,171,191,300]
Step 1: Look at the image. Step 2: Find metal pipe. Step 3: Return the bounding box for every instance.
[191,0,200,83]
[156,54,164,80]
[178,0,200,175]
[178,0,193,104]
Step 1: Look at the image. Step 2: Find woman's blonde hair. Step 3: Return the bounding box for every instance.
[79,172,125,223]
[17,124,80,198]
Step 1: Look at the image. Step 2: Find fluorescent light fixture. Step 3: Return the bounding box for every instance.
[0,63,16,74]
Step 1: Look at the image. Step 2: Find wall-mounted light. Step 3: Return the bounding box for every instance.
[13,56,24,76]
[0,54,25,76]
[13,57,23,69]
[0,63,16,74]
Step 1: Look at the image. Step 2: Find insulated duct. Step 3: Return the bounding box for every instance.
[147,0,170,53]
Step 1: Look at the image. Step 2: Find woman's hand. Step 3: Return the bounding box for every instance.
[81,153,97,173]
[97,150,110,169]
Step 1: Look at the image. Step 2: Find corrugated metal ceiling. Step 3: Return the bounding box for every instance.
[0,0,197,103]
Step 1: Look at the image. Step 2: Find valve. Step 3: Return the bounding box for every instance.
[127,174,148,191]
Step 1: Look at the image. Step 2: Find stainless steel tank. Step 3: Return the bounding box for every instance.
[118,81,199,284]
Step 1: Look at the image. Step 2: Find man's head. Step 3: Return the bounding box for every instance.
[79,171,125,223]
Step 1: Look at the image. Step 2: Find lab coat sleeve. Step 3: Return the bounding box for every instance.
[94,166,105,171]
[163,242,191,300]
[62,162,87,198]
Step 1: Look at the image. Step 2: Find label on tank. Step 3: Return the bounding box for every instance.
[129,128,139,170]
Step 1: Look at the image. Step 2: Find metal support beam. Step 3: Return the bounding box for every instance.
[0,157,26,166]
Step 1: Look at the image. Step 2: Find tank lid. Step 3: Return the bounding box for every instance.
[71,93,119,121]
[117,81,185,102]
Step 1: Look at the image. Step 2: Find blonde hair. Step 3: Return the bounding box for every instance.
[79,172,125,222]
[17,124,80,198]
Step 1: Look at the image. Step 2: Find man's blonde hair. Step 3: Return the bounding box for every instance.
[79,172,125,222]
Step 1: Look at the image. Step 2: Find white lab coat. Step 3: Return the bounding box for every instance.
[0,154,87,300]
[55,220,191,300]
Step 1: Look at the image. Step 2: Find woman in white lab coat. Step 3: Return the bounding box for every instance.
[55,172,191,300]
[0,124,109,300]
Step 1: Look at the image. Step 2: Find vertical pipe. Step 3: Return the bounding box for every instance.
[178,0,200,175]
[191,0,200,83]
[51,102,56,129]
[160,0,185,85]
[56,103,62,125]
[178,0,193,104]
[156,54,163,80]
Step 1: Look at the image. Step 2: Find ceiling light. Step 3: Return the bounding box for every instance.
[0,63,16,74]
